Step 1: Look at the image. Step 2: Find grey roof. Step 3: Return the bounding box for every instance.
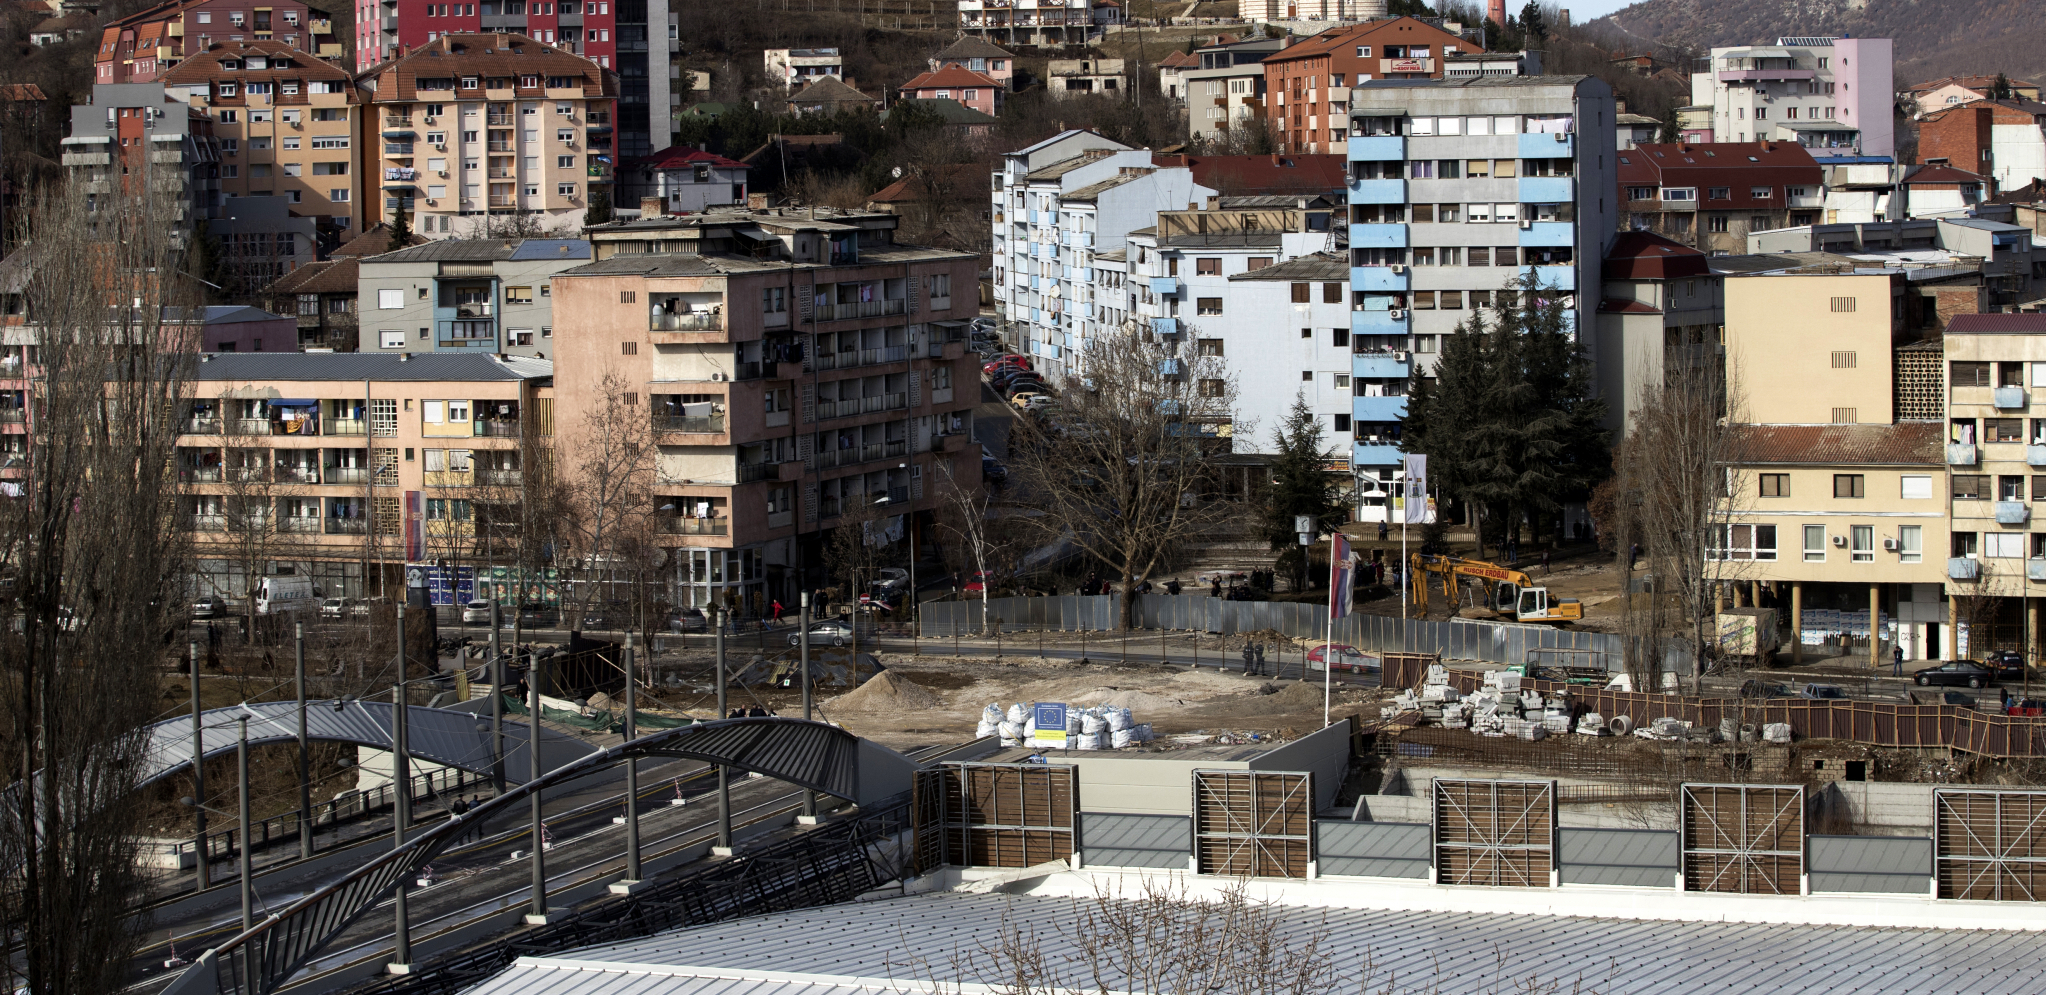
[465,892,2046,995]
[560,243,972,279]
[190,352,553,382]
[142,701,503,789]
[1010,128,1123,159]
[364,238,591,264]
[1353,74,1594,90]
[1940,217,2026,232]
[1024,155,1116,183]
[1228,252,1348,281]
[1154,232,1283,249]
[932,36,1015,60]
[1062,173,1143,202]
[201,305,287,325]
[1217,194,1337,209]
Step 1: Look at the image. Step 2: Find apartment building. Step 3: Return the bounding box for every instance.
[1592,230,1726,436]
[1941,312,2046,658]
[96,0,339,85]
[1346,76,1618,447]
[556,208,983,608]
[262,222,428,351]
[59,82,222,226]
[1915,99,2046,196]
[927,37,1015,90]
[1717,264,1948,660]
[356,34,618,238]
[355,0,615,70]
[763,48,841,88]
[358,237,591,357]
[1260,17,1485,154]
[163,41,362,236]
[954,0,1108,48]
[1618,140,1825,254]
[1688,36,1893,159]
[1183,37,1287,141]
[175,350,552,599]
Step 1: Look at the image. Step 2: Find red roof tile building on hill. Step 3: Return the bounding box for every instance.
[1618,141,1824,254]
[634,144,747,214]
[898,65,1003,116]
[95,0,340,84]
[927,37,1015,91]
[1257,17,1485,154]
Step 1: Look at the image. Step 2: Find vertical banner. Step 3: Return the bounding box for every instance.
[1402,454,1429,525]
[404,489,424,560]
[1330,533,1356,620]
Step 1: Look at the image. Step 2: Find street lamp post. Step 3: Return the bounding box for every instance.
[490,597,505,794]
[800,593,816,822]
[178,716,252,935]
[525,648,549,924]
[391,605,412,973]
[613,633,644,892]
[295,622,312,859]
[188,640,208,891]
[713,607,732,854]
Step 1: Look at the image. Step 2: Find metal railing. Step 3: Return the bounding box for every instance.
[186,417,223,434]
[185,515,226,532]
[327,418,367,436]
[860,443,882,463]
[278,518,322,534]
[275,467,321,484]
[181,467,223,483]
[650,311,723,331]
[737,461,779,484]
[885,392,908,410]
[324,467,369,484]
[325,518,369,535]
[815,400,838,419]
[474,420,521,438]
[654,415,725,434]
[659,517,728,535]
[0,410,24,424]
[234,418,271,436]
[476,469,522,487]
[884,439,907,457]
[814,299,906,321]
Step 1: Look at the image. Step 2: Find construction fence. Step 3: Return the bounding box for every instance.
[918,594,1691,673]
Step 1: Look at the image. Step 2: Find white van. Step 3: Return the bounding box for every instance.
[255,576,317,615]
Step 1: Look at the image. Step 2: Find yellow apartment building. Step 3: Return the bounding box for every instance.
[1941,312,2046,659]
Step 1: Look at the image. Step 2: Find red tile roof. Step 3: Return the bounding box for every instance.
[1149,153,1346,196]
[1603,230,1710,280]
[1903,164,1985,186]
[900,66,1002,92]
[1946,313,2046,334]
[1617,141,1823,211]
[1158,50,1199,68]
[635,144,748,171]
[1731,422,1943,466]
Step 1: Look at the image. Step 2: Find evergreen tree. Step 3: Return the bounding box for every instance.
[1263,394,1347,591]
[585,187,614,227]
[386,210,413,253]
[1992,73,2014,101]
[1519,0,1547,42]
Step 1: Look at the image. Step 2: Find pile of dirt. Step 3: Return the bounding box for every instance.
[1070,687,1185,710]
[1211,680,1329,715]
[827,670,943,713]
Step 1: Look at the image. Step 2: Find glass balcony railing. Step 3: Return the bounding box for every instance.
[651,311,723,331]
[654,415,725,434]
[659,517,728,535]
[325,517,369,535]
[324,467,370,484]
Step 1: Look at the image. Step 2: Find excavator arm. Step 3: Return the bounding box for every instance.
[1408,553,1581,624]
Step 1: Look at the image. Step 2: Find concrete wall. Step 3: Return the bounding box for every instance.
[1724,272,1898,424]
[1255,721,1352,814]
[1060,755,1248,816]
[1559,827,1676,887]
[1317,820,1429,878]
[1082,811,1189,868]
[1809,834,1931,894]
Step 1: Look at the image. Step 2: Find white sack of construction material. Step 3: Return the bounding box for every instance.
[1763,722,1792,744]
[1006,703,1027,725]
[1111,727,1135,749]
[1076,732,1101,751]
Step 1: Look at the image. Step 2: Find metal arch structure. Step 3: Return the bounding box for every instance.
[161,717,918,995]
[140,701,504,788]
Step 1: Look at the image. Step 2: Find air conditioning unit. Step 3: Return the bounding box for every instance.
[1882,537,1899,551]
[710,372,728,382]
[1389,309,1407,320]
[1518,218,1532,229]
[1393,349,1410,360]
[1553,131,1567,142]
[424,115,437,124]
[425,198,437,205]
[1831,535,1846,547]
[565,138,576,147]
[290,121,303,129]
[437,169,448,177]
[1389,263,1406,274]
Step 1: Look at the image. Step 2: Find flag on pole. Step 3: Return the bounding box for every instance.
[1402,454,1430,525]
[1330,532,1357,620]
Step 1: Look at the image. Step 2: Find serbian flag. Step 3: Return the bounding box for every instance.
[1330,533,1357,620]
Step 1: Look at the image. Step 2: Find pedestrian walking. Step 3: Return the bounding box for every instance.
[1377,520,1388,543]
[1893,643,1904,677]
[771,599,784,623]
[1629,543,1641,569]
[1254,643,1267,676]
[1242,643,1255,675]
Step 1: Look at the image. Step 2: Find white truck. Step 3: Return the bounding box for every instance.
[254,576,317,615]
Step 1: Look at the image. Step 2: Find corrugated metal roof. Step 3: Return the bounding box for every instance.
[1227,253,1347,281]
[189,352,552,382]
[471,893,2046,994]
[140,701,501,788]
[509,239,594,261]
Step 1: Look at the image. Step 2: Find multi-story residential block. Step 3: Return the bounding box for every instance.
[1258,18,1483,154]
[355,0,614,71]
[928,37,1015,90]
[163,40,362,236]
[1941,312,2046,659]
[174,351,552,599]
[1688,36,1893,159]
[1222,252,1357,454]
[262,222,428,350]
[1615,102,1660,150]
[1716,263,1948,661]
[96,0,339,85]
[556,208,983,608]
[611,0,673,164]
[955,0,1108,47]
[898,65,1003,116]
[1592,230,1725,436]
[763,48,841,89]
[1346,76,1617,468]
[1184,37,1287,142]
[358,237,591,357]
[356,34,617,239]
[59,81,222,226]
[1618,140,1825,254]
[1916,100,2046,197]
[1748,216,2041,312]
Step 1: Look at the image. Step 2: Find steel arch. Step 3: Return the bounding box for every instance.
[140,700,505,788]
[160,717,912,995]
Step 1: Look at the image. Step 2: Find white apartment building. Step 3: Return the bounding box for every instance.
[1689,36,1894,160]
[763,49,842,89]
[1346,76,1617,474]
[955,0,1105,48]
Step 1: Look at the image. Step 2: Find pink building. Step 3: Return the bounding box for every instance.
[898,65,1003,117]
[928,37,1015,91]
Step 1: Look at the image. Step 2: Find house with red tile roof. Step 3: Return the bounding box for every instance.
[1617,141,1825,254]
[928,37,1015,90]
[634,144,748,215]
[1158,49,1198,100]
[898,65,1003,116]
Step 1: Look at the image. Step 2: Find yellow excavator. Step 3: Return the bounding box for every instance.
[1409,554,1582,625]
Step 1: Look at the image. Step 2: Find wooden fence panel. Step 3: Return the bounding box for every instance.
[1193,770,1312,878]
[1681,784,1804,895]
[1936,789,2046,900]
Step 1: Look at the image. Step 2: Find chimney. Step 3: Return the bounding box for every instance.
[399,352,411,362]
[1615,97,1628,114]
[640,195,664,217]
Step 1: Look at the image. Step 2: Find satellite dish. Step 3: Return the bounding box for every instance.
[891,166,903,178]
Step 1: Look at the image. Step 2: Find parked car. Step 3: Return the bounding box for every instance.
[192,595,227,619]
[963,570,996,594]
[1914,661,1997,688]
[2007,698,2046,717]
[1306,643,1378,673]
[1936,691,1980,710]
[503,601,558,628]
[1799,683,1849,700]
[460,599,493,624]
[1738,679,1795,699]
[991,372,1045,393]
[872,567,910,593]
[347,598,374,617]
[319,598,347,619]
[981,457,1008,484]
[1980,649,2027,680]
[983,355,1031,375]
[665,606,708,633]
[788,619,856,647]
[1009,390,1050,410]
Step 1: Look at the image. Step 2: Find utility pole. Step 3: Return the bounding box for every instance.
[800,592,816,822]
[390,604,412,973]
[296,621,312,859]
[612,633,643,893]
[713,607,732,854]
[235,717,252,935]
[490,597,505,793]
[189,640,208,890]
[525,649,549,924]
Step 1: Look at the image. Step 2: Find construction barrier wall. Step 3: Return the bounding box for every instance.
[1081,812,1190,869]
[1557,828,1678,888]
[917,595,1693,674]
[1316,821,1430,878]
[1808,835,1932,895]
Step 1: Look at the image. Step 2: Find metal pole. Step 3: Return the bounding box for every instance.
[801,593,815,820]
[236,717,252,935]
[622,633,642,883]
[391,609,412,968]
[490,597,504,794]
[190,640,208,890]
[296,622,312,859]
[527,650,548,922]
[714,607,731,851]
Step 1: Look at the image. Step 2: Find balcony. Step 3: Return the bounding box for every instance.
[861,346,911,366]
[1998,502,2031,525]
[1517,265,1575,291]
[1352,309,1407,333]
[324,467,370,484]
[814,299,907,321]
[2028,445,2046,467]
[1519,221,1574,247]
[659,517,728,536]
[1353,353,1410,378]
[1151,317,1180,336]
[0,410,23,424]
[326,517,369,535]
[1148,277,1178,296]
[1352,266,1408,292]
[278,517,322,534]
[275,466,322,484]
[1347,135,1403,161]
[650,311,723,332]
[1947,443,1978,466]
[1518,131,1575,158]
[1347,178,1405,204]
[1354,395,1408,422]
[1353,441,1403,466]
[185,416,223,435]
[654,415,726,434]
[1716,68,1814,82]
[233,418,272,436]
[477,469,522,487]
[184,515,226,533]
[737,461,781,484]
[1996,386,2028,409]
[1349,223,1407,249]
[475,420,521,438]
[2031,559,2046,582]
[1949,557,1981,581]
[179,467,222,483]
[487,197,517,208]
[937,432,968,453]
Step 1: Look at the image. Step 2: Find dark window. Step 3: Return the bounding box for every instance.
[1951,361,1991,387]
[1833,474,1865,498]
[1291,283,1311,303]
[1951,475,1988,500]
[1323,282,1343,303]
[1759,473,1789,497]
[1987,418,2025,442]
[1334,414,1351,432]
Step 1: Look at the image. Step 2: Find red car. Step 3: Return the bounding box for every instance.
[983,355,1032,376]
[963,571,995,594]
[1306,644,1379,673]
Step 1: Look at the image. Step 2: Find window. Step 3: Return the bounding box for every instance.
[557,154,576,168]
[1833,474,1865,498]
[1710,524,1777,561]
[329,189,350,202]
[1803,525,1827,561]
[1851,525,1874,562]
[1988,418,2026,443]
[1301,371,1313,382]
[1198,379,1225,398]
[1951,361,1991,386]
[1661,187,1696,201]
[1706,215,1728,233]
[379,330,405,349]
[1830,296,1858,313]
[1333,374,1350,390]
[505,286,533,304]
[1334,414,1351,433]
[1750,186,1773,199]
[1759,473,1789,497]
[762,286,786,313]
[1902,474,1932,500]
[1191,256,1221,277]
[558,182,577,196]
[1291,283,1311,303]
[2004,475,2028,501]
[1248,257,1272,270]
[1987,532,2026,559]
[1708,187,1730,200]
[1324,283,1343,303]
[1196,298,1222,315]
[1830,351,1857,368]
[1332,328,1349,348]
[1898,525,1922,563]
[1952,475,1988,500]
[378,288,404,309]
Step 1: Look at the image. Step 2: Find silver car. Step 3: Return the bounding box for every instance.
[461,599,494,624]
[788,619,855,647]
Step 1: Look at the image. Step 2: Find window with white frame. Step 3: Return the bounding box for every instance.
[1803,524,1826,561]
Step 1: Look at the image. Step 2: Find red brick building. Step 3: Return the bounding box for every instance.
[1617,141,1824,254]
[95,0,339,84]
[1260,17,1481,154]
[1915,98,2046,195]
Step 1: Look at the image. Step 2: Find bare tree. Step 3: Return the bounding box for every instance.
[1005,328,1238,628]
[558,370,656,629]
[930,458,1016,633]
[0,176,197,994]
